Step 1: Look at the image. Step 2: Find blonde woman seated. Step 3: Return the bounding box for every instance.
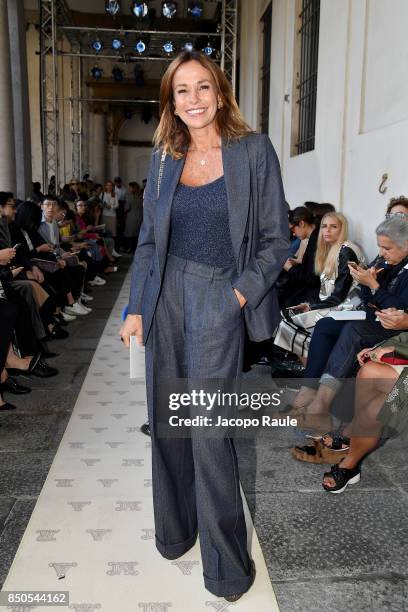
[275,212,364,357]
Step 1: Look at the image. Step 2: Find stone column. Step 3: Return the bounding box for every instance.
[90,111,106,183]
[7,0,32,199]
[0,0,16,192]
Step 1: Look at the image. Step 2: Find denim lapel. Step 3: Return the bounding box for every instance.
[154,153,186,279]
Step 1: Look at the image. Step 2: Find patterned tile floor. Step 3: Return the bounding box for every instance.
[0,272,279,612]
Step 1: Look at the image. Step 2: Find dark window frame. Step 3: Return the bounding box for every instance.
[292,0,320,155]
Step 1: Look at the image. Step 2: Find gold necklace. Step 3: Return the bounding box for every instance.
[188,145,220,167]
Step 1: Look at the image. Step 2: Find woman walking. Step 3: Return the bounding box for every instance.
[120,50,289,601]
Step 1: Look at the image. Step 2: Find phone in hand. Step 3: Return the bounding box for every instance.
[367,302,380,310]
[12,243,22,250]
[348,261,368,270]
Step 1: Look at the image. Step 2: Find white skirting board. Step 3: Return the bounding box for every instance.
[1,274,280,612]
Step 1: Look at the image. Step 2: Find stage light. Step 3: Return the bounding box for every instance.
[112,66,124,81]
[188,2,203,18]
[91,65,103,79]
[112,38,123,50]
[131,2,148,18]
[135,40,146,54]
[183,41,194,52]
[203,42,213,56]
[163,41,174,54]
[91,38,103,53]
[162,2,177,19]
[105,0,121,16]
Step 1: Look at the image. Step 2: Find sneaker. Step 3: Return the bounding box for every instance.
[111,249,122,258]
[80,292,94,303]
[60,311,77,322]
[88,275,106,286]
[78,300,92,313]
[64,302,90,316]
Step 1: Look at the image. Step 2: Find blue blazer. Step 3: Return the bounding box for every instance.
[128,132,290,343]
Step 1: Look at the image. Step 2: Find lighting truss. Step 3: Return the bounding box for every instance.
[39,0,237,188]
[221,0,238,93]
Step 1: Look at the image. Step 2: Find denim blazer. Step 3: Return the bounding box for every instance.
[129,132,290,343]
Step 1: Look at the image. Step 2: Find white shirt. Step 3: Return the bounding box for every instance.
[102,193,119,217]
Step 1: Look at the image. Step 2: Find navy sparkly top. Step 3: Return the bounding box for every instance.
[168,175,235,267]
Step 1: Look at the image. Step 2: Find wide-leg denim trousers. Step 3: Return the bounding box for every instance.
[144,254,253,597]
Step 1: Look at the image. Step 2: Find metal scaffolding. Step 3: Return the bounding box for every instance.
[221,0,238,93]
[39,0,238,189]
[39,0,60,191]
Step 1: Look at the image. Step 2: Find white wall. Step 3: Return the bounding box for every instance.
[239,0,408,261]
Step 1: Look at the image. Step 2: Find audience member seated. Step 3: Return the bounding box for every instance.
[73,200,117,275]
[321,309,408,492]
[386,195,408,218]
[0,193,68,342]
[290,216,408,431]
[274,212,364,361]
[19,198,92,317]
[278,207,320,308]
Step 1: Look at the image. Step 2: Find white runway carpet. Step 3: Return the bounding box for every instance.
[1,274,280,612]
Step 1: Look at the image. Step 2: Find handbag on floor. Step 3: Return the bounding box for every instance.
[273,308,332,358]
[274,313,312,358]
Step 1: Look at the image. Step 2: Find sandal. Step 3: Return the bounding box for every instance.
[306,430,350,451]
[290,439,349,464]
[322,463,361,493]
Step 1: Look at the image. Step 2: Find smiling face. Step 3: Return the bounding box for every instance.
[172,60,219,132]
[320,216,342,244]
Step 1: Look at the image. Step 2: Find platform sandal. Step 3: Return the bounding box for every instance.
[322,463,361,494]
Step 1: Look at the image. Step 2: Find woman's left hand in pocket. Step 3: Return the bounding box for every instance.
[233,288,247,309]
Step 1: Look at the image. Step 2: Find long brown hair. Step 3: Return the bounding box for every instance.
[153,50,253,158]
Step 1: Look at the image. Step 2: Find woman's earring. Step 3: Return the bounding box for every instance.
[174,110,178,116]
[217,100,223,110]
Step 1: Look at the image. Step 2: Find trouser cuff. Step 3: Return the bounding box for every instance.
[319,373,342,392]
[155,530,198,560]
[203,560,254,597]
